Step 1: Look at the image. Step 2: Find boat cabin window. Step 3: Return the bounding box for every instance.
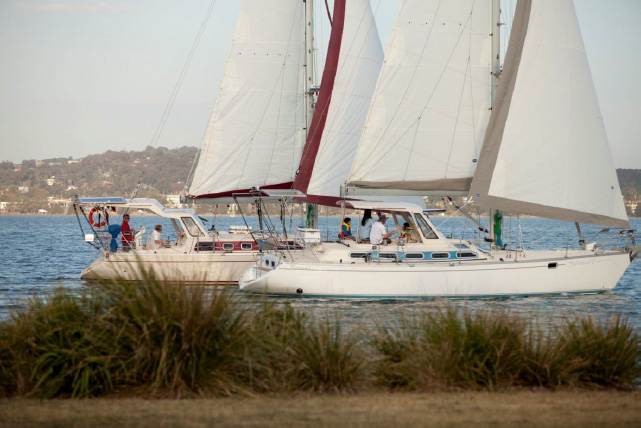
[241,243,253,250]
[457,252,478,259]
[182,217,205,237]
[222,243,234,251]
[379,252,398,262]
[414,214,438,239]
[196,242,214,251]
[430,252,450,259]
[349,252,369,259]
[405,252,424,260]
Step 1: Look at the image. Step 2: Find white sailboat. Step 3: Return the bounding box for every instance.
[75,0,384,283]
[239,0,638,297]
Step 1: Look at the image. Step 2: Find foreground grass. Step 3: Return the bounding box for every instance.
[0,278,639,398]
[1,391,640,427]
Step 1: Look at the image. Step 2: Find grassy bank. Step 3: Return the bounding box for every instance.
[0,278,639,399]
[1,391,640,426]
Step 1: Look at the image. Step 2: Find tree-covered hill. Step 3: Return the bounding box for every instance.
[0,146,197,213]
[0,146,639,215]
[617,169,641,200]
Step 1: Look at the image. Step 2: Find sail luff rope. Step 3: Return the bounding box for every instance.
[324,0,333,25]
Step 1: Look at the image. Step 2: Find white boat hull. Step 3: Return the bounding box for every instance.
[82,251,257,284]
[239,251,631,298]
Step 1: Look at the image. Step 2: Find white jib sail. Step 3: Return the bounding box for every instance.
[304,0,384,198]
[188,0,306,198]
[347,0,493,193]
[470,0,629,228]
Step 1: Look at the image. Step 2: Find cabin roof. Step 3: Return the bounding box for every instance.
[343,201,424,212]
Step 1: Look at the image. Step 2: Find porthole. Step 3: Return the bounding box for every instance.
[431,252,450,259]
[241,243,253,250]
[222,243,234,251]
[405,253,424,260]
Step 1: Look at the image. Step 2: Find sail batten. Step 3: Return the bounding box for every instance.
[469,0,629,228]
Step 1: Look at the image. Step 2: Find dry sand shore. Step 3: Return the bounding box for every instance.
[1,391,640,427]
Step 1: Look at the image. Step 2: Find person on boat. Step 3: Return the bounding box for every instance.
[341,217,356,241]
[401,222,412,238]
[120,213,134,251]
[146,224,168,250]
[358,209,375,242]
[370,214,396,245]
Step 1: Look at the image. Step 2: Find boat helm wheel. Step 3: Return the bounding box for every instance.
[89,207,109,227]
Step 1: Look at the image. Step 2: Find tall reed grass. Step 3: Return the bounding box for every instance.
[371,309,640,391]
[0,276,363,398]
[0,277,638,398]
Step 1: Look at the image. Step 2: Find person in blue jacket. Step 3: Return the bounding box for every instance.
[341,217,356,241]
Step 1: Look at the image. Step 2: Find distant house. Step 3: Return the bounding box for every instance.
[18,186,29,193]
[45,177,55,186]
[165,195,184,208]
[48,197,71,208]
[67,159,80,164]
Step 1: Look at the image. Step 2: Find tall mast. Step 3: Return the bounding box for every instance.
[491,0,501,103]
[490,0,502,248]
[304,0,319,228]
[305,0,315,128]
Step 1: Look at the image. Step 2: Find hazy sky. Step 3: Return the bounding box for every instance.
[1,0,640,168]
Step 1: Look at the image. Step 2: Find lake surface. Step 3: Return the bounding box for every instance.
[0,214,639,331]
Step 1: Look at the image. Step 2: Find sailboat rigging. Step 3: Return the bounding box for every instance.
[73,0,384,284]
[239,0,638,298]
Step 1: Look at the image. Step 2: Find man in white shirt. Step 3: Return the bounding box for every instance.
[146,224,168,250]
[370,215,396,245]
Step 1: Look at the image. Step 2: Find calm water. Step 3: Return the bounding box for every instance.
[0,215,639,331]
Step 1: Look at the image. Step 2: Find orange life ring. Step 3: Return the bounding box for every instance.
[89,207,109,227]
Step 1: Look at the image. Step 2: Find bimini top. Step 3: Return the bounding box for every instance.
[76,198,201,219]
[343,201,424,212]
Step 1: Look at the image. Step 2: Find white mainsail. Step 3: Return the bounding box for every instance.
[188,0,306,199]
[294,0,384,202]
[347,0,493,193]
[469,0,629,228]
